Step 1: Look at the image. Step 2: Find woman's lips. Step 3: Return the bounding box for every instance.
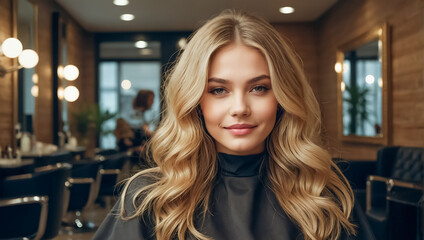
[224,124,256,136]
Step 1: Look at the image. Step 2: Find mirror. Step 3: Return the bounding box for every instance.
[336,24,389,145]
[13,0,37,144]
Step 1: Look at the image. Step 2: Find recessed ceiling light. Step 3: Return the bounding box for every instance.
[120,14,134,21]
[279,6,295,14]
[135,40,148,48]
[113,0,129,6]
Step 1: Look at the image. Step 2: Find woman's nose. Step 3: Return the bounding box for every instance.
[229,93,251,117]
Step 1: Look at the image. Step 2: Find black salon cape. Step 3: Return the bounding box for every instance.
[93,153,356,240]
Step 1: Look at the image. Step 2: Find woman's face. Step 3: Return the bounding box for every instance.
[200,44,278,155]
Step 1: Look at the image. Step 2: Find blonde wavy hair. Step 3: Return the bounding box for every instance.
[120,9,356,240]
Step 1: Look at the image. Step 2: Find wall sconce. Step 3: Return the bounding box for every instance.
[0,38,39,77]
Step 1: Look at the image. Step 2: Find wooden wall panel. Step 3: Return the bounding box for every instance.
[317,0,424,160]
[0,0,14,147]
[272,23,319,92]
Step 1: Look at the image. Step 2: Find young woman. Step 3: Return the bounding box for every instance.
[94,10,356,240]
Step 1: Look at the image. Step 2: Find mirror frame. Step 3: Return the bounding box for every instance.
[336,23,390,145]
[12,0,38,149]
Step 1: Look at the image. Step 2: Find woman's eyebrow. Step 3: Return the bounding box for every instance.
[207,74,270,84]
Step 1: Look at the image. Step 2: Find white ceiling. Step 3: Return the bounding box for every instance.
[55,0,338,32]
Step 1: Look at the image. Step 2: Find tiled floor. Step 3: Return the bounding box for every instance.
[54,201,113,240]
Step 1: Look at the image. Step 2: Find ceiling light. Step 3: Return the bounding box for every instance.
[279,6,295,14]
[113,0,129,6]
[135,40,148,48]
[120,14,134,21]
[121,79,131,90]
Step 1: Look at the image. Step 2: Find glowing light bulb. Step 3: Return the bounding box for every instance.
[120,14,134,21]
[279,7,295,14]
[334,63,342,73]
[1,38,23,58]
[63,65,79,81]
[64,86,79,102]
[32,73,39,84]
[135,41,148,48]
[365,75,375,84]
[113,0,129,6]
[18,49,39,68]
[121,79,131,90]
[31,85,39,97]
[341,81,346,92]
[57,86,64,100]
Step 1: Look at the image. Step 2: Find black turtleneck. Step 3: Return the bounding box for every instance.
[217,152,265,177]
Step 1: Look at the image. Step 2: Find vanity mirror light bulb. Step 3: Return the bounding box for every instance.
[31,85,39,97]
[32,73,39,84]
[57,65,64,79]
[1,38,23,58]
[57,86,64,100]
[64,86,79,102]
[18,49,39,68]
[340,81,346,92]
[63,65,79,81]
[334,63,342,73]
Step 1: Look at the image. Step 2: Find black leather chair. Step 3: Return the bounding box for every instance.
[62,159,102,232]
[366,146,424,240]
[96,152,129,208]
[2,163,71,239]
[0,196,48,240]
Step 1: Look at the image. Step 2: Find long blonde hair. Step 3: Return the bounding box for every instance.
[121,10,356,240]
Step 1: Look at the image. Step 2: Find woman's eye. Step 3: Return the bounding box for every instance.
[251,86,269,93]
[210,88,227,95]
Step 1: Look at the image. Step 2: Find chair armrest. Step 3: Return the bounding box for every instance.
[0,196,48,240]
[100,169,121,175]
[366,175,388,212]
[366,175,423,212]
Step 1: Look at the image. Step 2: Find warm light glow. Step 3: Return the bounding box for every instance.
[378,78,383,88]
[279,6,295,14]
[121,79,131,90]
[177,38,187,49]
[1,38,23,58]
[63,65,79,81]
[377,28,383,36]
[57,86,64,100]
[365,75,375,84]
[32,73,38,84]
[57,65,64,79]
[341,81,346,92]
[113,0,129,6]
[18,49,39,68]
[31,85,39,97]
[334,63,342,73]
[139,48,153,55]
[135,40,148,48]
[120,14,134,21]
[64,86,79,102]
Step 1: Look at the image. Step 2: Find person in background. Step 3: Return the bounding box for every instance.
[94,10,356,240]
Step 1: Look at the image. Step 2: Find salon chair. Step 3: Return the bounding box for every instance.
[62,159,102,232]
[2,163,71,239]
[0,196,48,240]
[96,152,130,208]
[366,146,424,240]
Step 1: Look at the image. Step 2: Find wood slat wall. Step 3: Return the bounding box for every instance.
[0,0,14,147]
[317,0,424,160]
